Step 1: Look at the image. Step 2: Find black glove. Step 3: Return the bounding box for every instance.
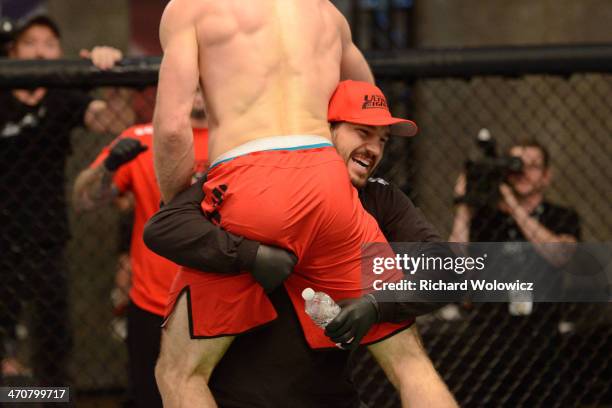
[104,138,148,171]
[325,294,380,350]
[251,245,297,293]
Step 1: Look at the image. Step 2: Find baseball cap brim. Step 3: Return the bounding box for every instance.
[345,117,418,137]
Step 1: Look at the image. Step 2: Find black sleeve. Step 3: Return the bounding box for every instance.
[143,177,260,273]
[362,180,458,322]
[362,180,442,243]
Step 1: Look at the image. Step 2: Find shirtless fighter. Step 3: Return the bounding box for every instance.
[153,1,417,407]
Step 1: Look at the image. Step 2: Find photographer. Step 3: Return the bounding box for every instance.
[450,138,580,252]
[448,138,582,404]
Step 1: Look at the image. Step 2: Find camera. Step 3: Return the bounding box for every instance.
[463,129,523,208]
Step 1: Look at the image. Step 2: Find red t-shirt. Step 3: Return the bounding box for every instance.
[91,123,209,316]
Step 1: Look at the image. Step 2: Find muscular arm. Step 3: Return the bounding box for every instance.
[335,7,374,84]
[143,179,260,274]
[154,0,200,202]
[144,177,295,291]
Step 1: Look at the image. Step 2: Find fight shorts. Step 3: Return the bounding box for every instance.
[165,135,411,349]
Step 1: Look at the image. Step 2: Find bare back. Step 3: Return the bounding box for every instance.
[155,0,370,201]
[188,0,346,162]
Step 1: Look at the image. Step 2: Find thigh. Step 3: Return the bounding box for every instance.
[160,292,233,379]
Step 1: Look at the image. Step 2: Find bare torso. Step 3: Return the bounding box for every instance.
[186,0,344,163]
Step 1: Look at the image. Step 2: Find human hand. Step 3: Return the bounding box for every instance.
[104,138,148,171]
[325,295,379,350]
[80,46,123,70]
[499,183,519,212]
[251,245,297,293]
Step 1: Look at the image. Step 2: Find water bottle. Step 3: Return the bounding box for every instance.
[302,287,341,328]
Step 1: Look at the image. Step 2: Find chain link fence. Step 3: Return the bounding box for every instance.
[1,47,611,406]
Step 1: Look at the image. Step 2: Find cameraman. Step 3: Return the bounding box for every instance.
[448,138,581,404]
[450,138,580,252]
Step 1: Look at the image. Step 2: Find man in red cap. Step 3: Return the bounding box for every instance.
[145,80,457,407]
[152,1,430,405]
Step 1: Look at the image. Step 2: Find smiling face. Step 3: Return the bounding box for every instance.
[331,122,389,188]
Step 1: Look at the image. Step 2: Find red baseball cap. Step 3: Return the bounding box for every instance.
[328,80,418,137]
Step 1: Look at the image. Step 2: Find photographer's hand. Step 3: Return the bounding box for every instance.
[499,183,520,213]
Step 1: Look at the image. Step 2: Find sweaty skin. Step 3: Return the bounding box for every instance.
[154,0,372,202]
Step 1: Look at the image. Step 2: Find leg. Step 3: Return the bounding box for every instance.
[367,327,458,408]
[155,292,233,408]
[127,302,163,408]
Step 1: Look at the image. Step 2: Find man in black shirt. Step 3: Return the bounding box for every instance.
[448,139,581,405]
[450,139,580,291]
[144,81,457,407]
[0,15,132,385]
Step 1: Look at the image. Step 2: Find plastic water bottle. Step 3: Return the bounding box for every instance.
[302,288,341,328]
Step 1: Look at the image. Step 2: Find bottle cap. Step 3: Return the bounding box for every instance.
[301,287,315,301]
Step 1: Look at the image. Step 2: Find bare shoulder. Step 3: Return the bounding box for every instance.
[161,0,211,28]
[159,0,211,46]
[322,0,351,39]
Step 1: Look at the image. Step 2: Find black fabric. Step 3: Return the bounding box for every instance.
[469,201,581,301]
[0,243,71,386]
[126,302,163,408]
[360,178,442,243]
[210,288,360,408]
[0,88,92,246]
[469,201,581,242]
[143,176,259,273]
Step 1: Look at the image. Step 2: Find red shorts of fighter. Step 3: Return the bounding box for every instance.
[165,135,409,349]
